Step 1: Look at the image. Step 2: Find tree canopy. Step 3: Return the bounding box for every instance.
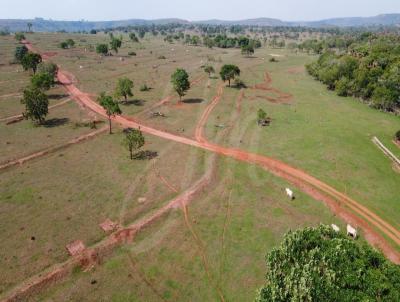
[14,45,28,62]
[220,64,241,87]
[306,35,400,112]
[15,32,25,42]
[123,129,145,160]
[96,44,109,56]
[114,77,134,102]
[98,92,122,134]
[171,69,190,100]
[21,87,49,124]
[31,72,54,91]
[110,37,122,53]
[37,62,58,79]
[256,225,400,302]
[204,65,215,77]
[21,52,42,74]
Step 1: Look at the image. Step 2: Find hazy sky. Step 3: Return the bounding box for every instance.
[2,0,400,21]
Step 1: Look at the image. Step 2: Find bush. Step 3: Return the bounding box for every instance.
[128,51,136,56]
[59,41,69,49]
[269,57,278,62]
[233,78,246,88]
[140,84,150,91]
[158,55,166,59]
[37,62,58,78]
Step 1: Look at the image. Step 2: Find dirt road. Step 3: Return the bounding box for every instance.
[24,41,400,263]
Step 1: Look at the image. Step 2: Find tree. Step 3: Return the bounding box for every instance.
[138,30,146,39]
[15,32,25,42]
[21,52,42,74]
[256,225,400,302]
[129,32,139,43]
[20,87,49,124]
[110,37,122,54]
[220,64,240,87]
[27,22,33,32]
[37,62,58,79]
[114,77,134,103]
[241,44,254,57]
[204,65,215,78]
[171,69,190,101]
[96,44,109,56]
[123,129,145,160]
[59,41,69,49]
[98,92,122,134]
[31,72,54,91]
[14,45,28,62]
[395,130,400,142]
[257,108,267,121]
[66,39,75,48]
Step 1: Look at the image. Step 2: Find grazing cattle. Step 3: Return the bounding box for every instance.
[331,224,340,232]
[79,65,83,69]
[285,188,294,200]
[347,224,357,238]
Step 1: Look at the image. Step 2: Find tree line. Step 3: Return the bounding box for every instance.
[306,33,400,113]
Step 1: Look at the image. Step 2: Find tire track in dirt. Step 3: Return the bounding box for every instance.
[54,58,400,262]
[0,126,108,172]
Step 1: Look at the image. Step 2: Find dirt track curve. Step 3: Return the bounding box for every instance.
[24,41,400,262]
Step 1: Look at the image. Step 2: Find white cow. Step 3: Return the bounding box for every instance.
[346,224,357,239]
[331,224,340,232]
[79,65,83,69]
[285,188,294,200]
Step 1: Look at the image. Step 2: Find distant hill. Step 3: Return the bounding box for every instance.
[1,14,400,32]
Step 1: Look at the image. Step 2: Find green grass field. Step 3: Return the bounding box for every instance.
[0,32,399,301]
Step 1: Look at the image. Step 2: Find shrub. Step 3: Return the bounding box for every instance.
[140,84,150,91]
[269,57,278,62]
[158,55,166,59]
[128,51,136,56]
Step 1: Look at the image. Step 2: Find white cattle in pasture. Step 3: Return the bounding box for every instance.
[285,188,294,200]
[346,224,357,239]
[331,224,340,232]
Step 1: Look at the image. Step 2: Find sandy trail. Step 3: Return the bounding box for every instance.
[24,41,400,256]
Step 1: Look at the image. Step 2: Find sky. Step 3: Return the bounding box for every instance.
[1,0,400,21]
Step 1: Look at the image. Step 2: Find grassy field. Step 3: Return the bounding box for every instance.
[0,32,399,301]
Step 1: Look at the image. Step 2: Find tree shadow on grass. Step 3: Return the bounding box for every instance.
[122,99,146,106]
[43,118,69,128]
[48,93,69,100]
[182,98,204,104]
[133,150,158,160]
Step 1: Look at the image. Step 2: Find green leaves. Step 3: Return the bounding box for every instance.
[171,69,190,100]
[31,72,54,91]
[98,92,122,134]
[123,129,145,160]
[96,44,109,55]
[114,77,133,102]
[256,225,400,302]
[21,52,42,74]
[220,64,240,87]
[20,87,49,124]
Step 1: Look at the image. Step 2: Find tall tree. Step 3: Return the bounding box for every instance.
[220,64,240,87]
[129,32,139,43]
[14,45,28,62]
[98,92,122,134]
[114,77,134,103]
[123,129,145,160]
[37,62,58,79]
[256,225,400,302]
[20,87,49,124]
[21,52,42,74]
[171,69,190,101]
[110,37,122,54]
[27,22,33,32]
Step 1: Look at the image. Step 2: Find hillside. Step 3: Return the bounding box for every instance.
[1,14,400,32]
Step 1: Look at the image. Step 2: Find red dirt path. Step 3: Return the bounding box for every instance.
[24,40,400,261]
[2,40,398,302]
